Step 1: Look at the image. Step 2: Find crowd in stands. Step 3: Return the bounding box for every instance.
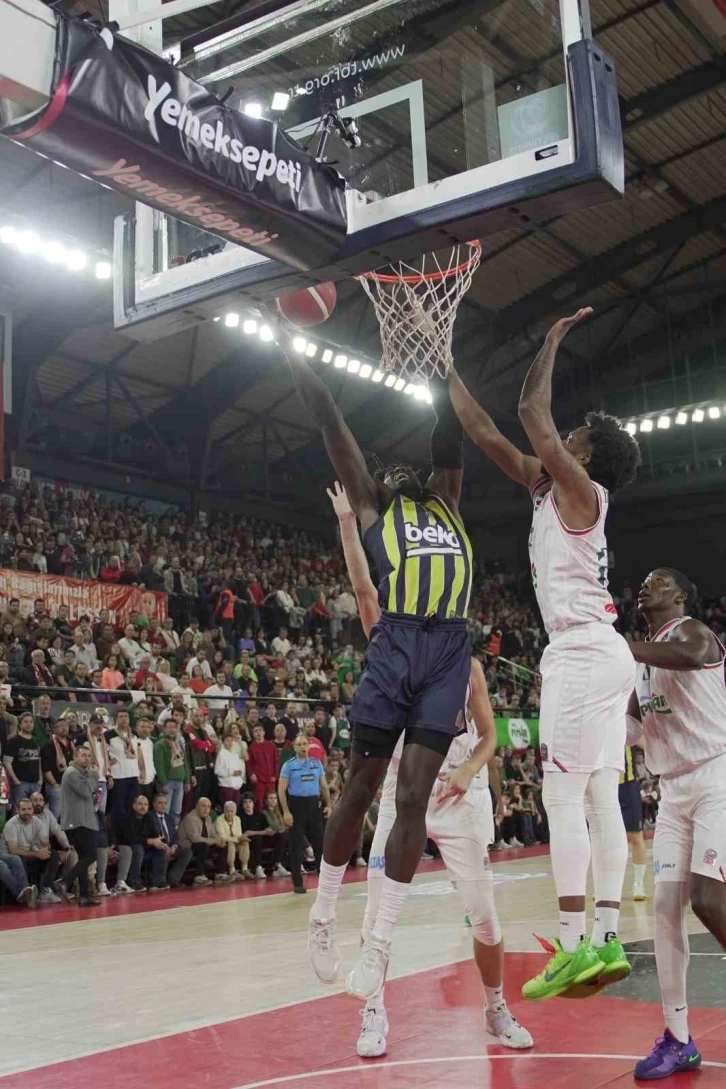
[1,480,717,909]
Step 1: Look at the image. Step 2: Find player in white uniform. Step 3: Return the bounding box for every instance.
[447,308,642,999]
[327,481,532,1057]
[626,568,726,1080]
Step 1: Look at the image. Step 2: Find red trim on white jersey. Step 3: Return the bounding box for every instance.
[548,483,603,537]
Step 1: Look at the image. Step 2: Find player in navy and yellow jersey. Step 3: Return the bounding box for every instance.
[287,345,472,988]
[619,745,647,901]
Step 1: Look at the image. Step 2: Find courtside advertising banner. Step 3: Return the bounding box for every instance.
[0,16,347,271]
[0,569,167,626]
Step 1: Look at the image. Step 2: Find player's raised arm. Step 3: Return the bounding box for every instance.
[447,369,541,489]
[286,346,381,524]
[327,481,380,639]
[517,309,598,525]
[424,387,465,512]
[630,620,721,671]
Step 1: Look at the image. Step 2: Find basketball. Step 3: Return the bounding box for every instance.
[276,282,337,327]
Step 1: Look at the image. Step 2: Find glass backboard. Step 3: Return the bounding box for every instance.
[114,0,622,339]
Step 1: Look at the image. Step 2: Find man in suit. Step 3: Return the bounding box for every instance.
[22,650,56,695]
[146,792,181,891]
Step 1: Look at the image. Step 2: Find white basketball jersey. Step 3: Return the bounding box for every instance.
[528,477,617,634]
[636,617,726,778]
[381,683,488,812]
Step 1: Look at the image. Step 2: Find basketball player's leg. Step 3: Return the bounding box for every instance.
[357,806,395,1058]
[439,816,533,1049]
[635,790,702,1079]
[688,752,726,950]
[620,778,647,899]
[584,767,630,980]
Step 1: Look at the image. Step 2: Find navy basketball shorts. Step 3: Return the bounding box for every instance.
[351,611,471,736]
[619,778,643,834]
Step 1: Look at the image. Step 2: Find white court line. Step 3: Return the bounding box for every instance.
[232,1053,726,1089]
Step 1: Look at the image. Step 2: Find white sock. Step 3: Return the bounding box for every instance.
[559,910,586,952]
[484,983,505,1008]
[633,864,646,888]
[372,875,410,942]
[592,905,620,947]
[655,881,691,1044]
[312,861,347,919]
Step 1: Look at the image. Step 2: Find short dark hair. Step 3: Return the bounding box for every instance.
[584,411,641,494]
[659,568,697,613]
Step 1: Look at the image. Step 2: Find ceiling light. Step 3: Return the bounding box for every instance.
[292,336,307,353]
[384,375,396,388]
[394,377,406,392]
[305,343,317,358]
[372,370,384,383]
[692,408,704,423]
[414,385,428,401]
[347,359,361,374]
[625,422,637,436]
[271,92,290,111]
[359,363,372,379]
[675,411,687,425]
[321,349,333,363]
[334,354,347,368]
[243,319,257,334]
[244,102,262,118]
[225,312,240,328]
[640,419,653,433]
[425,390,433,404]
[657,415,670,430]
[708,405,720,419]
[66,249,87,270]
[0,226,16,244]
[404,384,414,395]
[259,324,273,341]
[43,242,66,263]
[213,316,221,322]
[95,260,112,279]
[17,230,40,254]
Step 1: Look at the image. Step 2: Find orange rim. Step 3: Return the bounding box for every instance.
[356,240,482,285]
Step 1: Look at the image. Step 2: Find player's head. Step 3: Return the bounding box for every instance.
[379,462,423,501]
[565,412,641,494]
[637,568,697,617]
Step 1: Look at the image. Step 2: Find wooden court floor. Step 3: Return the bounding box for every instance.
[1,846,725,1089]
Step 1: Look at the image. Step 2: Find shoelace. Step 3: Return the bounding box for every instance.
[361,1008,381,1033]
[313,920,334,952]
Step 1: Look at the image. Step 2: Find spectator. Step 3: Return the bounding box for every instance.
[135,718,157,803]
[145,792,178,891]
[22,648,56,692]
[214,800,250,880]
[215,732,245,809]
[273,721,294,765]
[154,717,192,820]
[30,791,74,877]
[175,797,224,886]
[247,723,279,811]
[204,669,234,714]
[100,653,125,692]
[40,718,73,819]
[118,625,144,670]
[56,742,101,907]
[0,844,36,907]
[105,709,140,829]
[32,693,55,745]
[237,793,272,879]
[114,794,151,894]
[68,661,96,703]
[186,649,213,682]
[99,554,123,583]
[262,789,290,876]
[278,733,330,895]
[55,649,78,691]
[184,710,216,803]
[302,720,327,766]
[3,712,42,808]
[0,796,63,902]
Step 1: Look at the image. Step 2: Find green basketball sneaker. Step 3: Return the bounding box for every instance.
[558,936,631,999]
[522,935,603,1001]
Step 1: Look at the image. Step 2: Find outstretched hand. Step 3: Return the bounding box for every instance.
[326,480,355,519]
[545,307,593,344]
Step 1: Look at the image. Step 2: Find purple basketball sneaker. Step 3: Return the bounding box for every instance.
[634,1029,702,1080]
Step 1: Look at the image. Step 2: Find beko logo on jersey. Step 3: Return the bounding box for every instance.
[404,522,463,557]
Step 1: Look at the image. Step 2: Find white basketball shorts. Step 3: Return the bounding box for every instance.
[654,751,726,884]
[539,623,635,775]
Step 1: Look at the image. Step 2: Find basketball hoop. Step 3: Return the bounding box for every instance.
[356,241,482,382]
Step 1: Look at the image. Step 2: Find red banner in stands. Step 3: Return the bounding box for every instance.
[0,569,167,626]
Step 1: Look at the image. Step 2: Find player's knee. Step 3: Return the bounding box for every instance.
[394,778,430,819]
[471,913,502,946]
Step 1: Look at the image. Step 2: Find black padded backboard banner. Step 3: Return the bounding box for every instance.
[0,17,348,272]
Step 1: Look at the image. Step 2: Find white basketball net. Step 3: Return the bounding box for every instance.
[357,241,482,382]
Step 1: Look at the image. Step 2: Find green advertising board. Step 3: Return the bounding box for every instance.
[494,717,540,749]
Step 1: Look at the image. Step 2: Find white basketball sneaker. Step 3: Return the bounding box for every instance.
[485,1003,534,1049]
[346,935,391,1000]
[357,1005,389,1057]
[308,910,342,984]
